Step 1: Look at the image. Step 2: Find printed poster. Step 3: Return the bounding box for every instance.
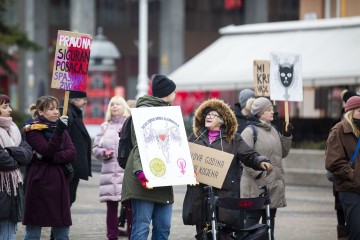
[131,106,196,188]
[253,60,270,97]
[51,30,92,91]
[269,52,303,101]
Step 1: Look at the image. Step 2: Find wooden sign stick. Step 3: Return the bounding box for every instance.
[284,100,289,131]
[62,91,70,116]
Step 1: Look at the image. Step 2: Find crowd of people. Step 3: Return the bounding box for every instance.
[3,73,358,240]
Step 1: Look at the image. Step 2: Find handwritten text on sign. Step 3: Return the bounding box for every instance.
[51,30,92,91]
[189,142,233,189]
[253,60,270,97]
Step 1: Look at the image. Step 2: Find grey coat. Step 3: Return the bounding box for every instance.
[241,119,292,208]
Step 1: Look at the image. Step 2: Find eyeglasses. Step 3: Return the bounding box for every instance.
[206,113,221,119]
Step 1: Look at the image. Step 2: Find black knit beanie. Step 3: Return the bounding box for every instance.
[152,74,176,98]
[69,91,87,98]
[342,90,357,103]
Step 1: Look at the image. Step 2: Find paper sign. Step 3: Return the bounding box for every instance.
[51,30,92,91]
[253,60,270,97]
[131,106,196,188]
[189,142,233,189]
[269,52,303,101]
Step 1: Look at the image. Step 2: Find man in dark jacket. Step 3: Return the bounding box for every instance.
[67,91,92,205]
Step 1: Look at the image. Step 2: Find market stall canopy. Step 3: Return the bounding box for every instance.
[169,17,360,91]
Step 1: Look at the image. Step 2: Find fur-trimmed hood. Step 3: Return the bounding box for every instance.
[193,98,238,142]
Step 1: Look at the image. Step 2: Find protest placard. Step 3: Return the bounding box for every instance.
[51,30,92,92]
[253,60,270,97]
[189,142,233,189]
[131,106,196,188]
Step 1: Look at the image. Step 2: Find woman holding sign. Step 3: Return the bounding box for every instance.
[184,98,272,239]
[22,96,76,240]
[240,97,293,238]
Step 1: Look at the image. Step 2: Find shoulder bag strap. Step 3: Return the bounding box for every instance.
[350,137,360,165]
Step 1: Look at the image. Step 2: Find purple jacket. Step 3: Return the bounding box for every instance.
[23,129,76,227]
[93,119,125,202]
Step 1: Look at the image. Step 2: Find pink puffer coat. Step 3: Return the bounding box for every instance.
[92,118,126,202]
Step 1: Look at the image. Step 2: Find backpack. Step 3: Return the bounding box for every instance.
[117,116,133,169]
[246,124,258,144]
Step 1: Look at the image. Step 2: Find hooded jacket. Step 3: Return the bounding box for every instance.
[185,98,270,227]
[121,95,174,204]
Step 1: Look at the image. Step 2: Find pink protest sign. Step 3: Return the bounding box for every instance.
[51,30,92,91]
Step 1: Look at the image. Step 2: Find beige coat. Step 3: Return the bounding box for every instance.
[240,121,292,208]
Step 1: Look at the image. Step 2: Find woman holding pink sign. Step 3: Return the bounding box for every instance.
[22,96,76,240]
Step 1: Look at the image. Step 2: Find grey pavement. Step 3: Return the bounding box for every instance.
[15,172,337,240]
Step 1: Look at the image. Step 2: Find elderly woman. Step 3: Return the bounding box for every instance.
[184,98,272,239]
[0,94,32,240]
[92,96,131,240]
[241,97,293,238]
[326,96,360,240]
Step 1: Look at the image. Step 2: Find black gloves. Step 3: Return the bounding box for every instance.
[55,116,68,134]
[283,122,294,137]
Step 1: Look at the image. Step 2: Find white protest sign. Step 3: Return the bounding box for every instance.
[131,106,196,188]
[269,52,303,101]
[189,142,233,189]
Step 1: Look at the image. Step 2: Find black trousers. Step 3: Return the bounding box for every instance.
[69,178,80,206]
[339,191,360,240]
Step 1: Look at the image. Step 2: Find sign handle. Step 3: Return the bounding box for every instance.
[62,91,70,116]
[284,100,289,131]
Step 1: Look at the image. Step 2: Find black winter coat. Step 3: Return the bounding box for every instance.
[67,104,92,180]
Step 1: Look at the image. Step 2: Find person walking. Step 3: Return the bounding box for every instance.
[66,91,92,206]
[325,95,360,240]
[0,94,32,240]
[184,98,273,240]
[240,97,293,239]
[92,96,131,240]
[22,95,76,240]
[121,74,177,240]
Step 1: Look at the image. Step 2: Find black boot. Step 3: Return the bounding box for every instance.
[337,225,347,240]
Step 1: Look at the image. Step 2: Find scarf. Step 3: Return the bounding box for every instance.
[208,129,220,143]
[0,116,23,196]
[23,115,57,140]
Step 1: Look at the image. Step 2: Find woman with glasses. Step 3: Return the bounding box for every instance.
[184,98,273,239]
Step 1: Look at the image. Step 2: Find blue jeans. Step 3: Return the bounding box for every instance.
[24,225,69,240]
[0,221,17,240]
[130,199,172,240]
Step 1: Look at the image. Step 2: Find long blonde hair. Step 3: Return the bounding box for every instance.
[105,96,131,122]
[344,110,360,137]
